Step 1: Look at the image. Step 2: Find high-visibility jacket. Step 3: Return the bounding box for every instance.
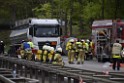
[75,42,81,52]
[52,53,62,64]
[21,42,30,50]
[28,41,34,48]
[112,43,122,58]
[85,43,89,53]
[89,42,93,49]
[48,51,54,61]
[36,50,42,60]
[66,42,71,50]
[68,43,75,50]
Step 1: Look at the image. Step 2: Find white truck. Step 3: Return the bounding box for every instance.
[9,18,62,50]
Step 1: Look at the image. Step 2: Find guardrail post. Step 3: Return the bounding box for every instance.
[30,67,33,78]
[48,72,53,83]
[16,64,20,74]
[0,58,2,67]
[25,66,28,77]
[20,65,23,76]
[68,77,71,83]
[5,60,7,68]
[6,59,9,69]
[57,74,64,83]
[8,62,11,69]
[41,70,45,83]
[2,59,5,68]
[73,78,79,83]
[35,68,38,79]
[5,59,7,68]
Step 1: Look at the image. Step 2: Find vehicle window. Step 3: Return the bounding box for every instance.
[34,25,59,37]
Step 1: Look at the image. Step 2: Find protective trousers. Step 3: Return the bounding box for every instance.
[20,50,25,59]
[68,50,75,63]
[26,51,32,60]
[43,55,47,63]
[77,50,85,64]
[42,50,48,63]
[112,58,121,70]
[48,53,53,63]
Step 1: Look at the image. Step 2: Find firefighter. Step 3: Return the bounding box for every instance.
[27,39,34,49]
[75,40,80,61]
[42,45,49,63]
[0,41,5,54]
[85,39,89,60]
[67,39,75,64]
[21,40,32,60]
[52,47,64,66]
[48,47,55,63]
[20,49,25,59]
[77,42,85,64]
[35,49,42,62]
[66,39,71,58]
[112,40,122,71]
[89,39,94,60]
[16,47,22,59]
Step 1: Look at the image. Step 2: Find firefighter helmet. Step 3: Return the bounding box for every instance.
[57,47,62,52]
[81,39,84,42]
[69,39,74,42]
[42,45,47,50]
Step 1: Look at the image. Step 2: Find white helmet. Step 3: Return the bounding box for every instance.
[46,46,51,51]
[69,39,74,42]
[86,39,90,42]
[81,39,84,42]
[57,47,62,52]
[1,41,3,43]
[50,47,54,51]
[42,45,47,50]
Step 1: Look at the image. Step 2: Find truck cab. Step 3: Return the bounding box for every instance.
[10,18,62,50]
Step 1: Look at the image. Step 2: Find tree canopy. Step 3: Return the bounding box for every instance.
[0,0,124,38]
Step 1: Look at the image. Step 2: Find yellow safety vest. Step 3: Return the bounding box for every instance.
[112,43,122,59]
[85,43,89,53]
[28,41,34,48]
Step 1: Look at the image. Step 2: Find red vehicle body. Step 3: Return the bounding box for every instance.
[92,19,124,62]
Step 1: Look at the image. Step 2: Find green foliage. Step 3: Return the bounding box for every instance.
[1,0,124,39]
[33,3,52,18]
[83,2,101,21]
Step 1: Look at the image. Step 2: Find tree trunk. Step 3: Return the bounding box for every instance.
[69,0,73,36]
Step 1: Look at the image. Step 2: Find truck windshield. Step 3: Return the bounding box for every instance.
[34,25,59,37]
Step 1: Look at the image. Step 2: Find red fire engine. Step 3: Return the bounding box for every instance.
[92,19,124,62]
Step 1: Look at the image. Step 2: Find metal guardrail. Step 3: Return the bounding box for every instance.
[0,68,39,83]
[0,56,123,83]
[0,75,15,83]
